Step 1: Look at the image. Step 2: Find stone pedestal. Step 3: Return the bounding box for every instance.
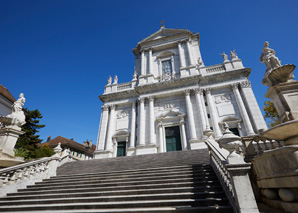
[265,80,298,123]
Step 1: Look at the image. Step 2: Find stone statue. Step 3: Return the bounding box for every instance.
[6,93,26,126]
[260,41,281,71]
[221,52,229,62]
[197,57,204,67]
[132,71,137,80]
[107,76,112,85]
[230,50,238,60]
[113,75,118,84]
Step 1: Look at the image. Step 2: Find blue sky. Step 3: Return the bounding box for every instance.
[1,0,297,144]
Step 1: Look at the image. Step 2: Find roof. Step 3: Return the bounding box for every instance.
[0,84,16,103]
[43,136,96,154]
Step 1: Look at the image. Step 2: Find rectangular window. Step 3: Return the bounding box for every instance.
[162,60,172,74]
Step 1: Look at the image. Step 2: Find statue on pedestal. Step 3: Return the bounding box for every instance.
[113,75,118,84]
[260,41,281,71]
[6,93,26,126]
[230,50,238,61]
[221,52,229,62]
[107,76,112,85]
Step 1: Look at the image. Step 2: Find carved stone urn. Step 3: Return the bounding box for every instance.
[218,123,245,164]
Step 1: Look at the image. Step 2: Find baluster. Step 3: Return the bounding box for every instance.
[16,169,24,181]
[10,171,17,184]
[277,140,282,148]
[269,140,276,149]
[263,139,269,150]
[255,139,263,154]
[3,173,10,185]
[30,165,36,178]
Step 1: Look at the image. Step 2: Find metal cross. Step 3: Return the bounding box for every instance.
[160,20,165,27]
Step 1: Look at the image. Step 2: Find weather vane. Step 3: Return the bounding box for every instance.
[160,20,165,28]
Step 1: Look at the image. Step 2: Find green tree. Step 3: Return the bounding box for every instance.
[15,108,50,159]
[263,101,279,127]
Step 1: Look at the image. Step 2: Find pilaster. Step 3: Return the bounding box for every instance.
[194,88,207,138]
[96,105,109,151]
[240,81,268,131]
[232,83,255,136]
[105,104,116,152]
[205,88,221,138]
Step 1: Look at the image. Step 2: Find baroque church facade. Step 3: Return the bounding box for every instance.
[94,26,267,159]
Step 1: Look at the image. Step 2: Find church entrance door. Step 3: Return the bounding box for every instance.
[165,126,182,152]
[117,141,126,157]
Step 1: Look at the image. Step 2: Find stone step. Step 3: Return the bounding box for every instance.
[57,149,210,176]
[20,178,220,192]
[53,164,211,180]
[0,199,230,212]
[0,192,229,206]
[2,189,226,201]
[29,175,218,190]
[4,187,225,201]
[10,184,223,196]
[37,171,215,187]
[44,168,213,184]
[0,206,233,213]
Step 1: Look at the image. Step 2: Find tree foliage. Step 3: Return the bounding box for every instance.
[15,108,53,159]
[263,101,279,127]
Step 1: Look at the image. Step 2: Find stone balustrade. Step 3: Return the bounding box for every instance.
[205,64,226,73]
[204,131,259,213]
[241,136,285,161]
[0,146,78,197]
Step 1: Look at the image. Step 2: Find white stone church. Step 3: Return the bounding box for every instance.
[94,25,267,159]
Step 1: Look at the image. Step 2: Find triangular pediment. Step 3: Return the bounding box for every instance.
[138,27,190,45]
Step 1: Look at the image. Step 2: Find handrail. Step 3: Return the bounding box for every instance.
[205,138,237,211]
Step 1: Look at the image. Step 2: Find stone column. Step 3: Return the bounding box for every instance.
[205,88,221,138]
[105,104,116,151]
[96,105,109,151]
[148,48,153,75]
[138,97,145,146]
[177,41,186,68]
[232,83,255,136]
[129,101,136,148]
[141,50,145,75]
[148,96,156,145]
[240,81,268,131]
[179,117,188,150]
[186,39,194,66]
[200,90,210,129]
[184,89,198,141]
[194,88,207,133]
[158,121,164,152]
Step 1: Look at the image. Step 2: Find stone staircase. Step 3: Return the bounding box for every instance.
[0,149,233,212]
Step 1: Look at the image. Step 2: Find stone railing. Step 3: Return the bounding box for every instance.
[241,136,285,161]
[205,136,237,211]
[0,147,78,197]
[117,82,132,91]
[206,64,226,74]
[205,132,259,213]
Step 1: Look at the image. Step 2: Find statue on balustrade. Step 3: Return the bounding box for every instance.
[6,93,26,126]
[260,41,281,71]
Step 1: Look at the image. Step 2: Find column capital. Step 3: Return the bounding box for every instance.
[101,105,109,111]
[158,121,163,127]
[138,97,145,103]
[184,89,190,96]
[231,83,239,90]
[148,47,153,52]
[205,88,211,94]
[148,96,154,102]
[109,104,116,110]
[131,101,136,107]
[194,88,204,95]
[179,117,185,125]
[240,80,251,88]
